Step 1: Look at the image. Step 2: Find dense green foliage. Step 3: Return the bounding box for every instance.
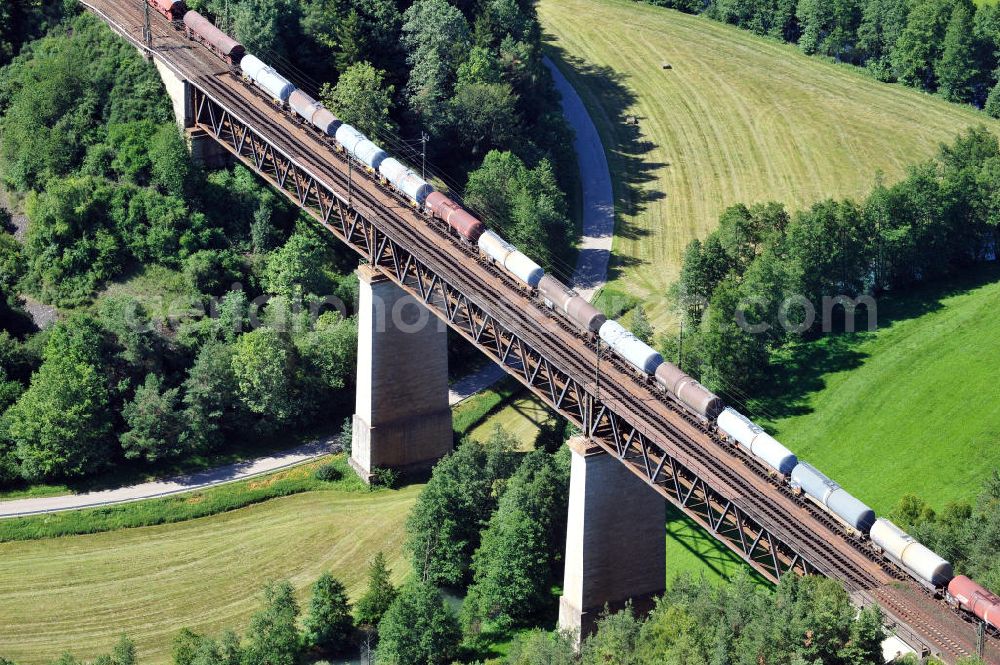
[675,126,1000,396]
[303,573,354,652]
[354,551,399,628]
[891,470,1000,593]
[462,449,570,633]
[498,572,885,665]
[643,0,1000,112]
[404,428,520,586]
[465,150,574,273]
[376,579,463,665]
[0,13,361,486]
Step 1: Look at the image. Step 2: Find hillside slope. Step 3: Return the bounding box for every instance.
[0,487,419,665]
[764,267,1000,514]
[538,0,999,327]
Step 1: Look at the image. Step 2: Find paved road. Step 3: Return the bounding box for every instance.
[544,56,615,302]
[0,63,613,518]
[448,362,507,405]
[449,59,616,398]
[0,438,339,519]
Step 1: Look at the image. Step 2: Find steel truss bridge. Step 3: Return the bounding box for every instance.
[79,2,999,662]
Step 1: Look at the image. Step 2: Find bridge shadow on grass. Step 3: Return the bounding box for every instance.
[543,40,663,280]
[749,263,1000,423]
[665,504,770,585]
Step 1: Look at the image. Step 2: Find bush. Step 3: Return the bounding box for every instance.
[370,467,399,490]
[315,462,343,482]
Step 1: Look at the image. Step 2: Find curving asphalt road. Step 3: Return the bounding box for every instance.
[0,62,614,519]
[544,55,615,302]
[447,57,617,398]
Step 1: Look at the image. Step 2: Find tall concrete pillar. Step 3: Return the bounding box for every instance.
[152,59,230,167]
[153,59,192,129]
[349,265,453,481]
[559,436,666,642]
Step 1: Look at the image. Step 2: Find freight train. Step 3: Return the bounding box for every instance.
[166,1,1000,633]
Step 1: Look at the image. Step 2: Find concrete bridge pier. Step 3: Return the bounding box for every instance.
[152,59,230,168]
[559,436,666,643]
[349,265,453,482]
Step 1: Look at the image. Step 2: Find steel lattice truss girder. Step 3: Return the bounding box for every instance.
[190,84,821,585]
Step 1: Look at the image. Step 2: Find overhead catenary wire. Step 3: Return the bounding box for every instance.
[150,5,607,293]
[237,39,586,285]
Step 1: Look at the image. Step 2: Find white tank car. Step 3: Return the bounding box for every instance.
[240,54,294,104]
[790,462,876,534]
[599,320,662,375]
[503,251,544,288]
[335,124,387,170]
[870,518,953,587]
[478,230,516,264]
[717,408,797,475]
[379,157,433,205]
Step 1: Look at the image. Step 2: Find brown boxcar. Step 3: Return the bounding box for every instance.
[948,575,1000,629]
[149,0,186,21]
[425,192,485,242]
[184,11,245,64]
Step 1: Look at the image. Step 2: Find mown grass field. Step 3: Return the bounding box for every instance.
[0,485,419,665]
[762,266,1000,514]
[538,0,999,329]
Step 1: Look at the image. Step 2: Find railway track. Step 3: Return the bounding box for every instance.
[79,4,1000,661]
[199,68,892,598]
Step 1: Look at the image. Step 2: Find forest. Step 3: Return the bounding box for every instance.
[673,126,1000,396]
[0,0,575,486]
[640,0,1000,114]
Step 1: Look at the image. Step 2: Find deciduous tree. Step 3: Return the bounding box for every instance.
[376,579,461,665]
[320,62,398,138]
[304,572,354,652]
[242,580,301,665]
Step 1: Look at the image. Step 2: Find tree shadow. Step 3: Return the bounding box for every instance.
[751,264,1000,422]
[543,39,665,282]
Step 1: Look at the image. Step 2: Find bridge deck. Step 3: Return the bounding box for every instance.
[80,3,999,662]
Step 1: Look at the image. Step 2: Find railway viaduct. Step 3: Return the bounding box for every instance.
[79,3,999,661]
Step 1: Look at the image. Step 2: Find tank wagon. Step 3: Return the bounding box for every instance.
[655,362,724,420]
[425,193,485,243]
[335,125,387,171]
[176,12,1000,630]
[599,320,662,375]
[537,276,606,334]
[183,11,245,64]
[288,90,340,136]
[790,462,876,535]
[379,158,433,207]
[479,230,516,265]
[871,518,954,587]
[717,408,797,475]
[148,0,186,21]
[948,576,1000,629]
[241,54,295,106]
